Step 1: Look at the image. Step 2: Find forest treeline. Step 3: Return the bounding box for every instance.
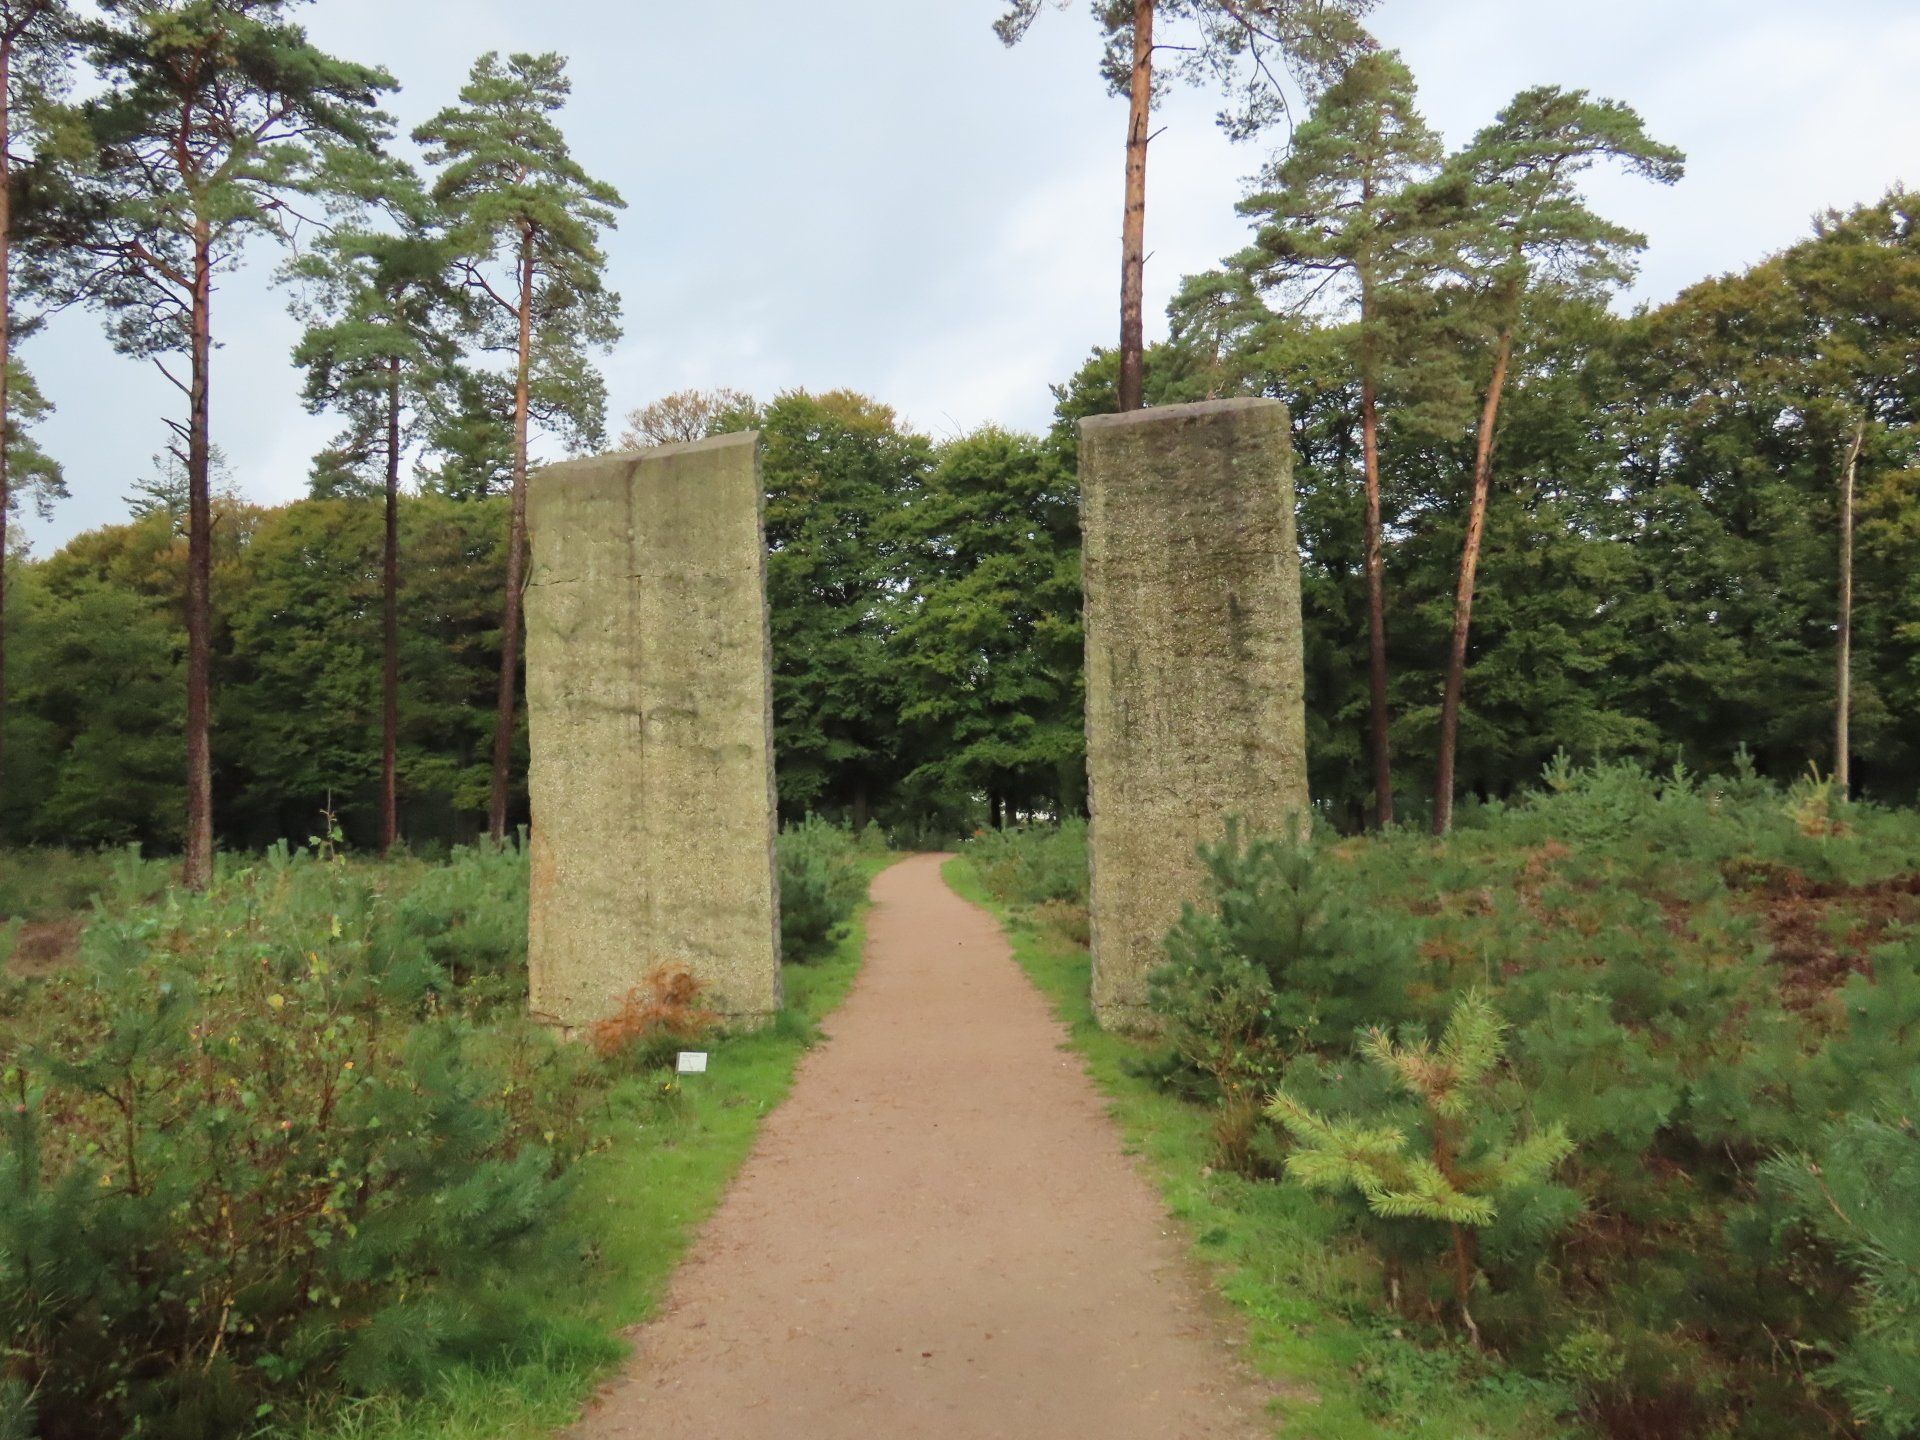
[4,182,1915,851]
[0,1,1913,856]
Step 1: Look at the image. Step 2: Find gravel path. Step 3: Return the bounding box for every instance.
[569,852,1273,1440]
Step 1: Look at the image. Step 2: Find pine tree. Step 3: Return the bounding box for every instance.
[124,443,232,527]
[417,364,516,501]
[415,51,624,844]
[47,0,394,886]
[995,0,1375,412]
[288,149,456,855]
[0,0,69,823]
[1233,50,1443,827]
[1428,89,1682,834]
[1268,991,1572,1346]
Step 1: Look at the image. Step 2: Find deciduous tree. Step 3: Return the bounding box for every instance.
[758,390,929,823]
[620,386,752,448]
[892,427,1084,821]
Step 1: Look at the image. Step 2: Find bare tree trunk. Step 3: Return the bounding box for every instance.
[1117,0,1153,413]
[183,223,215,889]
[0,39,12,820]
[381,354,401,855]
[488,227,536,844]
[1835,422,1864,797]
[1433,325,1513,837]
[1360,367,1392,829]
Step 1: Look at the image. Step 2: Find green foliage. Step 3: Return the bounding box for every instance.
[10,188,1916,852]
[1102,761,1920,1434]
[1765,1073,1920,1439]
[995,1,1377,140]
[1,533,186,845]
[1270,993,1573,1344]
[286,144,458,500]
[890,428,1084,820]
[367,841,529,1001]
[963,820,1089,908]
[1762,934,1920,1439]
[0,843,164,923]
[42,0,396,360]
[776,817,867,959]
[947,854,1575,1440]
[415,51,623,459]
[1150,821,1418,1078]
[0,846,600,1437]
[1,358,68,523]
[758,389,930,819]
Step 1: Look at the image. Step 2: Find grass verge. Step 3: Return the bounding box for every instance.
[302,854,897,1440]
[942,855,1581,1440]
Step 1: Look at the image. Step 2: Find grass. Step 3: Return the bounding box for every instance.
[299,852,896,1440]
[942,855,1581,1440]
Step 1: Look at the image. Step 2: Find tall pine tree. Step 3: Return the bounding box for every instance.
[49,0,393,885]
[996,0,1375,412]
[1233,50,1443,827]
[1428,88,1682,834]
[415,51,623,843]
[287,150,455,853]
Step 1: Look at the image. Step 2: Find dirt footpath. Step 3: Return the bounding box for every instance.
[570,852,1273,1440]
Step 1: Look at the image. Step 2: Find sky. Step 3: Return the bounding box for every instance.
[17,0,1920,551]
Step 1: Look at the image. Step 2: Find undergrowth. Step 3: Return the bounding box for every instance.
[943,855,1574,1440]
[954,759,1920,1440]
[1,838,893,1440]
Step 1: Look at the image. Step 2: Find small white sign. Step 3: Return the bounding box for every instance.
[676,1051,709,1075]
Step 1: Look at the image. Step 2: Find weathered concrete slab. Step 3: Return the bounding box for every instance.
[525,432,781,1028]
[1079,398,1309,1031]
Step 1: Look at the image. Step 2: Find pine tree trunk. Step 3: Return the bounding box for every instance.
[1116,0,1153,413]
[381,355,401,855]
[1835,422,1864,797]
[1433,325,1513,837]
[183,221,215,889]
[488,227,537,844]
[1360,368,1392,829]
[0,39,12,822]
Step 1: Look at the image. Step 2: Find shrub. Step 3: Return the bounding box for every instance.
[1126,759,1920,1436]
[367,839,530,1004]
[965,820,1088,908]
[1145,821,1420,1167]
[1269,993,1575,1348]
[777,817,867,959]
[0,844,169,924]
[588,964,718,1070]
[0,851,600,1438]
[1765,1084,1920,1440]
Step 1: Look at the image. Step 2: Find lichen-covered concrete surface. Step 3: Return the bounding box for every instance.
[524,432,781,1028]
[1079,398,1309,1030]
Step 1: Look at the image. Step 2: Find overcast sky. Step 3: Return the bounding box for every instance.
[16,0,1919,550]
